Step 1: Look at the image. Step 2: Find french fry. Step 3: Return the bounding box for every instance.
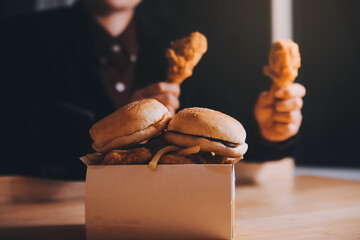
[148,145,181,169]
[176,145,201,156]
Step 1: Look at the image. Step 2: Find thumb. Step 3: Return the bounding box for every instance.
[257,88,275,107]
[269,84,278,98]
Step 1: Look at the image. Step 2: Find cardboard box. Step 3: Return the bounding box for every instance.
[81,155,235,240]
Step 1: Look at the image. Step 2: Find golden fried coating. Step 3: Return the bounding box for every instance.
[166,32,208,84]
[186,154,208,164]
[186,152,215,164]
[263,40,301,88]
[103,147,152,165]
[158,154,195,164]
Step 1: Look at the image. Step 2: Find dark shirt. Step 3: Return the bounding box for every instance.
[0,3,297,180]
[91,18,138,109]
[1,3,170,180]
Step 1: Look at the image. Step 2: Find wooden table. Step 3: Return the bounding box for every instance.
[0,175,359,240]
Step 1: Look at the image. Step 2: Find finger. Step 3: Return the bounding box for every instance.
[274,122,299,136]
[275,98,303,112]
[142,82,181,98]
[273,110,302,123]
[152,93,180,110]
[254,105,273,124]
[274,83,306,99]
[166,106,175,115]
[256,91,274,107]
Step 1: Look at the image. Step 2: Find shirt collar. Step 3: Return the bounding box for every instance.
[90,15,138,59]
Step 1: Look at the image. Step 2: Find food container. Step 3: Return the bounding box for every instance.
[81,155,235,240]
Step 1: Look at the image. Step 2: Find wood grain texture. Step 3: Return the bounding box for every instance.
[0,175,359,240]
[235,176,360,239]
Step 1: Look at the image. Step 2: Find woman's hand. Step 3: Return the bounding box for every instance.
[255,83,306,142]
[130,82,180,114]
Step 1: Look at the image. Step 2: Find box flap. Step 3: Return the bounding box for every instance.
[79,153,103,166]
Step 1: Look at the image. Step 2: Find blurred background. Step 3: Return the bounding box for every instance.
[1,0,359,168]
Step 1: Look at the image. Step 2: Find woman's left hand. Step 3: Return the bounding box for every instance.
[254,83,306,142]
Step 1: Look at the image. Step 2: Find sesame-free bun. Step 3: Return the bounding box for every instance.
[164,107,248,157]
[89,99,172,153]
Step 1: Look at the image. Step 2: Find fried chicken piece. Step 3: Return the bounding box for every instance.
[103,147,152,165]
[166,32,208,84]
[263,40,301,88]
[187,153,209,164]
[185,152,219,164]
[158,154,195,164]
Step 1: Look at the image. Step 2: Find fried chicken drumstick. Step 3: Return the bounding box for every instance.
[263,39,301,88]
[166,32,208,84]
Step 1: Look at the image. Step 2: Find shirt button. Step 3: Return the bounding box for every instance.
[130,54,137,63]
[112,44,121,53]
[115,81,126,93]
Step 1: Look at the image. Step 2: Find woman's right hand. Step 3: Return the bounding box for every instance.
[130,82,181,114]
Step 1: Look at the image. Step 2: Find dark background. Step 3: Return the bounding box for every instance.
[1,0,359,167]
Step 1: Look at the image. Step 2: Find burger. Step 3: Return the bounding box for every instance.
[164,107,247,157]
[89,98,172,164]
[148,107,248,168]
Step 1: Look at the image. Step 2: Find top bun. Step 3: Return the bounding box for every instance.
[90,99,172,153]
[167,107,246,143]
[164,107,247,157]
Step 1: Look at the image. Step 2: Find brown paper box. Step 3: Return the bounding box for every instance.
[81,155,235,240]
